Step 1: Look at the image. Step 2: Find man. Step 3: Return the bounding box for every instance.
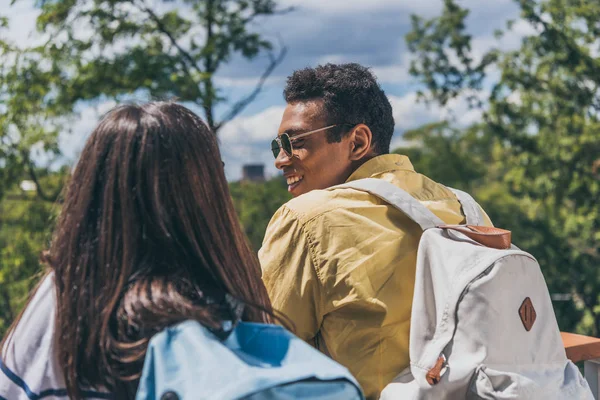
[259,63,491,399]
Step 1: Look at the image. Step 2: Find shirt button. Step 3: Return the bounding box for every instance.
[160,391,180,400]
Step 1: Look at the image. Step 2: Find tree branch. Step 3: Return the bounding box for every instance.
[242,6,295,25]
[203,0,216,130]
[21,150,62,203]
[132,0,204,98]
[215,46,287,131]
[133,0,287,133]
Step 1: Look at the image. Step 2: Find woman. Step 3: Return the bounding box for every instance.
[0,102,273,399]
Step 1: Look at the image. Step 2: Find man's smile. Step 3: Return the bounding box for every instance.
[285,173,304,193]
[286,175,303,185]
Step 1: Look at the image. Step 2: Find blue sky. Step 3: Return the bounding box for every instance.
[1,0,529,180]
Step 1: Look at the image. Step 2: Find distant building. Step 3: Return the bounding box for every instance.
[242,164,265,182]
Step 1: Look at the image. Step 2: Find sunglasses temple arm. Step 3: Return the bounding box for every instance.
[292,124,338,140]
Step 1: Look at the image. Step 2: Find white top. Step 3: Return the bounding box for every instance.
[0,273,110,399]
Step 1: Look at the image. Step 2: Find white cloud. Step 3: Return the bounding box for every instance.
[389,93,439,132]
[315,53,349,65]
[279,0,513,16]
[219,106,285,180]
[280,0,406,13]
[469,19,538,65]
[388,88,487,133]
[389,91,483,132]
[372,63,412,84]
[214,75,285,88]
[219,105,285,142]
[59,100,117,163]
[1,0,44,48]
[387,89,486,150]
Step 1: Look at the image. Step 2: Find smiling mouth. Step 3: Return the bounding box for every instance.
[286,176,303,185]
[286,176,303,193]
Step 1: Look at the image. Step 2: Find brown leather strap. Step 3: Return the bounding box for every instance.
[426,356,446,385]
[438,225,512,250]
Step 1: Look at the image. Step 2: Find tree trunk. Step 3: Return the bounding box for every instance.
[203,0,216,133]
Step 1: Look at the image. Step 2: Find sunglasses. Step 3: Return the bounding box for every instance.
[271,124,353,159]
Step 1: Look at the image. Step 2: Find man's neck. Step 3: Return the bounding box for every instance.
[349,154,378,177]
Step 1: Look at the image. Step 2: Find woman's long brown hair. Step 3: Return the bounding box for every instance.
[2,102,273,399]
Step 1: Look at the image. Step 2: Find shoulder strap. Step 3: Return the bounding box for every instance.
[447,188,484,226]
[331,178,443,230]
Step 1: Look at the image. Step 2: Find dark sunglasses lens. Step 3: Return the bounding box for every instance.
[271,139,280,158]
[280,134,293,156]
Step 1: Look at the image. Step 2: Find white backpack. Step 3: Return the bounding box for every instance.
[339,178,593,400]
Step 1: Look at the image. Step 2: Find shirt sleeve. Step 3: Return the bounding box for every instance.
[258,205,323,343]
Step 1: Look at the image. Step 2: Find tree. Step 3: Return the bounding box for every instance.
[0,15,67,203]
[30,0,290,133]
[0,1,294,335]
[395,121,494,192]
[0,14,70,335]
[405,0,600,334]
[0,172,62,336]
[229,176,290,251]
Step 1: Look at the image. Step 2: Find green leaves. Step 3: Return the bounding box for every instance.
[406,0,600,334]
[29,0,290,133]
[229,177,291,251]
[395,122,493,192]
[0,1,293,336]
[406,0,496,108]
[0,171,61,335]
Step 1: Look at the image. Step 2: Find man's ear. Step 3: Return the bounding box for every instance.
[349,124,373,161]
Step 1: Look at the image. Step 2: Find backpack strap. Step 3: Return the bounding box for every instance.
[332,178,444,230]
[447,188,484,226]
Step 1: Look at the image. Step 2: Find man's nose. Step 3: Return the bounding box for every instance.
[274,148,292,170]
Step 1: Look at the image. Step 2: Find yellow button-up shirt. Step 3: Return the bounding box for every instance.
[259,154,491,399]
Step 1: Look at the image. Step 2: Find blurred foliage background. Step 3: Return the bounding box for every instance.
[0,0,598,338]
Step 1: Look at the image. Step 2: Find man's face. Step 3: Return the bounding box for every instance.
[275,100,355,197]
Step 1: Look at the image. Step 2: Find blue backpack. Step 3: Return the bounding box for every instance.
[135,320,364,400]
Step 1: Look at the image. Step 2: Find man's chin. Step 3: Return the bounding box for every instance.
[289,181,341,197]
[288,180,309,197]
[289,187,305,197]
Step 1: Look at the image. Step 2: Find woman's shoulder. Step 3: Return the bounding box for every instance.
[0,272,65,398]
[3,272,57,359]
[1,272,112,399]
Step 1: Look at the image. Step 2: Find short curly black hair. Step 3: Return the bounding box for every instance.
[283,63,395,154]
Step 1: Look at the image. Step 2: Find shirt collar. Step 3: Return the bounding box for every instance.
[346,154,414,182]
